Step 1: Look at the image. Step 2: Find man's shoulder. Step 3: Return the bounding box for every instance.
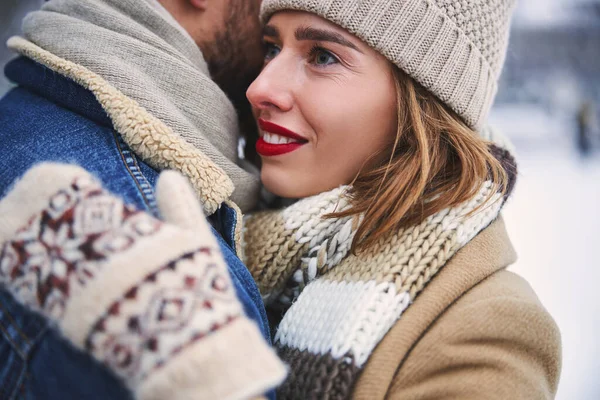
[0,85,105,142]
[0,85,159,214]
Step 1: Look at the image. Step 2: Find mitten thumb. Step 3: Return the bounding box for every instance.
[155,170,215,240]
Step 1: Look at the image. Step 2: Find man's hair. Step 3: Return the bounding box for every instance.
[328,66,509,253]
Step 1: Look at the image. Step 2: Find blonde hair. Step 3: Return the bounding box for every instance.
[329,67,508,253]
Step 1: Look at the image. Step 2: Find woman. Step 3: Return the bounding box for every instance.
[243,0,561,399]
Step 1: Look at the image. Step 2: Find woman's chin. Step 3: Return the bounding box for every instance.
[262,174,303,199]
[261,169,314,199]
[261,174,342,200]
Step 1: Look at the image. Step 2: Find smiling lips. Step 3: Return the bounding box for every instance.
[256,118,308,157]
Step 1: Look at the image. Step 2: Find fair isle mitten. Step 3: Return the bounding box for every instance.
[0,163,286,400]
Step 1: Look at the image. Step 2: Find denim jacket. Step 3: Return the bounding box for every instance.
[0,56,270,399]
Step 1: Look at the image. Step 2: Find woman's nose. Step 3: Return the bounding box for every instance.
[246,59,294,113]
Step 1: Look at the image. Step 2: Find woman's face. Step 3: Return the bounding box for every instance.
[246,11,398,198]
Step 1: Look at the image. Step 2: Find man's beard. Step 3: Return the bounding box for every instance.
[200,0,263,164]
[201,0,263,117]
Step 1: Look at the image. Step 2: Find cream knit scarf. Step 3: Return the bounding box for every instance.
[244,136,517,399]
[16,0,260,212]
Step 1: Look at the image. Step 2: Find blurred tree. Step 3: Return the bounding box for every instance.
[577,102,595,156]
[571,0,600,21]
[0,0,44,95]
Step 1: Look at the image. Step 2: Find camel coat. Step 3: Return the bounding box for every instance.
[354,218,562,399]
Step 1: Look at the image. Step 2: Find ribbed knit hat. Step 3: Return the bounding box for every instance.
[260,0,517,131]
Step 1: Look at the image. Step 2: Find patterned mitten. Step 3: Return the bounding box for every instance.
[0,163,286,400]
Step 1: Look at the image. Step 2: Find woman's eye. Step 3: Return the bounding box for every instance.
[310,47,339,67]
[264,43,281,60]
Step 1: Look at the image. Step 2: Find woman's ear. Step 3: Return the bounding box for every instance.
[189,0,207,11]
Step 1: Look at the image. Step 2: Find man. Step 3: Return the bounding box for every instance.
[0,0,285,398]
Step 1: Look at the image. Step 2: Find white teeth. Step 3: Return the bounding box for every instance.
[263,133,296,145]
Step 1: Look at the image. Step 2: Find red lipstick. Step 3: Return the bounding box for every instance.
[256,119,308,157]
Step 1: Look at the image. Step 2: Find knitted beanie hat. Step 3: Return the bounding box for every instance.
[260,0,517,131]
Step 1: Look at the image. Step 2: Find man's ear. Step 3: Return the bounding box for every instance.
[189,0,208,11]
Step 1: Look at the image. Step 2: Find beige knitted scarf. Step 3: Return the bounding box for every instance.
[17,0,260,212]
[244,138,517,399]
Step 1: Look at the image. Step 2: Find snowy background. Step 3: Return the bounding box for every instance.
[2,0,600,398]
[493,2,600,399]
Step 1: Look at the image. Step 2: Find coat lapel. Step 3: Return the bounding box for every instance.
[353,217,517,399]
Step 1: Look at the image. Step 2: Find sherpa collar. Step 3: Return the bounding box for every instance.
[9,0,261,212]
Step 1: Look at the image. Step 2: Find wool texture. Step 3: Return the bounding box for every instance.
[260,0,517,131]
[15,0,260,212]
[8,37,231,216]
[353,219,561,399]
[0,164,286,400]
[244,139,518,398]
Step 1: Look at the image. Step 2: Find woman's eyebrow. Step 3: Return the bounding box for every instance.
[295,26,363,53]
[263,24,279,38]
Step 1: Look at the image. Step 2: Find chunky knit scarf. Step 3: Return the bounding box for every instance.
[244,134,517,399]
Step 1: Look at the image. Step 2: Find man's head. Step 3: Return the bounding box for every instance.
[158,0,264,112]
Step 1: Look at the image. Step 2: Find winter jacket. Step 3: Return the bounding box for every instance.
[0,54,273,400]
